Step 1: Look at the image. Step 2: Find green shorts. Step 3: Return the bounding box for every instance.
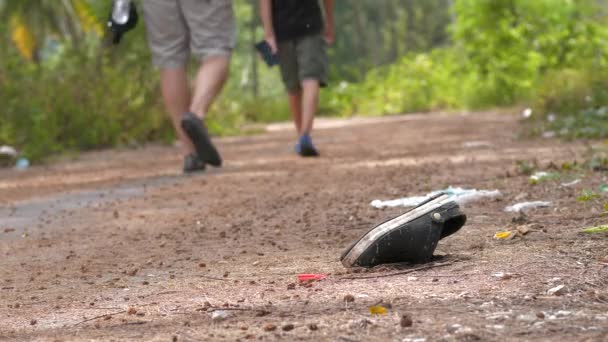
[277,34,328,92]
[143,0,236,68]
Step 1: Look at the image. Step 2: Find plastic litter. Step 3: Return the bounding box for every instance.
[529,171,558,184]
[560,179,581,187]
[547,285,566,296]
[371,187,501,209]
[210,310,233,321]
[505,201,551,213]
[297,274,327,282]
[599,185,608,193]
[582,225,608,234]
[15,158,30,170]
[448,324,473,334]
[402,337,427,342]
[369,305,388,315]
[462,141,493,149]
[522,108,533,119]
[492,272,513,280]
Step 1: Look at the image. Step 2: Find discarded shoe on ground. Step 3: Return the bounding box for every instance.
[341,193,467,268]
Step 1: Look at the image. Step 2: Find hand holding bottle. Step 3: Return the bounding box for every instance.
[108,0,139,44]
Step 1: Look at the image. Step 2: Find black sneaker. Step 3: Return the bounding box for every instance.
[298,134,320,157]
[181,112,222,167]
[183,153,205,173]
[340,193,467,268]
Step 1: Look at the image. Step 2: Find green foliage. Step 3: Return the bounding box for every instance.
[577,189,601,202]
[323,49,464,116]
[0,30,174,160]
[453,0,607,106]
[1,0,608,162]
[531,67,608,139]
[331,0,452,77]
[516,160,537,176]
[321,0,608,119]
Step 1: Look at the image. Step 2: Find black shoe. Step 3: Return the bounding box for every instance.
[340,193,467,268]
[183,153,205,173]
[298,134,320,157]
[181,112,222,167]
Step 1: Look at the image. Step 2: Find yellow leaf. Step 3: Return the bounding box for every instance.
[10,14,36,61]
[494,231,512,240]
[369,305,387,315]
[73,0,103,36]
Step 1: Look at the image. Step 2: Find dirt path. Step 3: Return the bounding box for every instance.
[1,111,606,342]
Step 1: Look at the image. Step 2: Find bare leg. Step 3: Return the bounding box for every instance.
[189,55,231,119]
[160,67,194,156]
[301,79,320,136]
[288,90,303,135]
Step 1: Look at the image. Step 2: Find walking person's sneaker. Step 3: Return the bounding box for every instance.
[181,112,222,167]
[297,134,320,157]
[183,153,205,173]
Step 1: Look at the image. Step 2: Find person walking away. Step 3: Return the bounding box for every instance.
[259,0,335,157]
[141,0,236,173]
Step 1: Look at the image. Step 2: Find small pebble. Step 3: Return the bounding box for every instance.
[400,314,413,328]
[263,323,277,332]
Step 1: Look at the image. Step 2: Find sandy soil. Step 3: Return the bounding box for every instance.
[0,111,607,342]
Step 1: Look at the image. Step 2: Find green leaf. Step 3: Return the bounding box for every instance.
[582,225,608,233]
[577,189,600,202]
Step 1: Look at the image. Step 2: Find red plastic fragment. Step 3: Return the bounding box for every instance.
[297,274,327,282]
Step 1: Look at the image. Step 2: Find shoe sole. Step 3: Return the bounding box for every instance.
[181,116,222,167]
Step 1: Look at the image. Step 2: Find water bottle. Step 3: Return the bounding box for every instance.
[108,0,138,44]
[112,0,132,25]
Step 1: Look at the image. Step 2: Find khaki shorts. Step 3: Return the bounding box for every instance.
[143,0,236,68]
[277,34,328,92]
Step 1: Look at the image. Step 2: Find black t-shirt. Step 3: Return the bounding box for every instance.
[272,0,323,42]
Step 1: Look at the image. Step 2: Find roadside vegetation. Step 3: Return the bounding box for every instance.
[0,0,606,161]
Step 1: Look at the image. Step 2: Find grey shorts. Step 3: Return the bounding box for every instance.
[277,34,328,92]
[143,0,236,68]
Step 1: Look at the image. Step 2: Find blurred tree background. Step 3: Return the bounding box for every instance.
[0,0,607,161]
